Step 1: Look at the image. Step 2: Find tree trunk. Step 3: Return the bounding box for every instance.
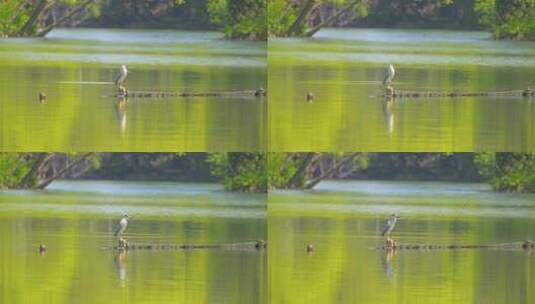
[9,0,30,24]
[288,153,317,187]
[37,0,94,37]
[302,0,361,37]
[18,0,49,37]
[36,153,94,189]
[286,0,317,36]
[304,153,359,189]
[19,153,52,188]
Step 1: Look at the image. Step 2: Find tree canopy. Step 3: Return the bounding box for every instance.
[0,0,267,40]
[475,0,535,40]
[475,153,535,192]
[0,0,100,37]
[3,153,535,194]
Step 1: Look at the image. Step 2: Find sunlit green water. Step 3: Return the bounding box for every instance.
[0,29,266,151]
[0,181,266,303]
[269,28,535,151]
[269,180,535,303]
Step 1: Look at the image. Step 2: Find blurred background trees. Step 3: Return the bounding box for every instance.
[267,0,535,40]
[0,0,266,40]
[0,0,100,37]
[268,0,369,37]
[475,153,535,192]
[475,0,535,40]
[2,1,534,40]
[2,153,535,193]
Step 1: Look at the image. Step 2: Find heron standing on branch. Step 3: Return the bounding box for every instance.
[382,214,399,247]
[114,214,129,237]
[115,65,128,95]
[383,64,395,86]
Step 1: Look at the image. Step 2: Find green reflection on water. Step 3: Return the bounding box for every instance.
[269,180,535,303]
[0,29,267,152]
[0,181,266,304]
[269,28,535,151]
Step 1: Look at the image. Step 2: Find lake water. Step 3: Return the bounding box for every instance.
[269,28,535,151]
[0,181,267,304]
[269,180,535,303]
[0,29,266,151]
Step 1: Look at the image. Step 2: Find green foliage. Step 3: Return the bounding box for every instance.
[0,0,102,37]
[0,1,30,37]
[268,153,368,189]
[0,153,101,189]
[0,154,31,189]
[475,0,535,40]
[268,0,369,37]
[475,153,535,192]
[474,0,496,27]
[266,0,294,37]
[267,153,299,189]
[207,0,266,40]
[208,153,267,192]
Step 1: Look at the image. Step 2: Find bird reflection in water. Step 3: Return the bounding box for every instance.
[381,248,396,282]
[113,251,128,285]
[116,97,128,134]
[382,99,395,135]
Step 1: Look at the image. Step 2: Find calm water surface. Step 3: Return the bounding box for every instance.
[269,180,535,303]
[0,181,266,303]
[0,29,266,151]
[269,28,535,151]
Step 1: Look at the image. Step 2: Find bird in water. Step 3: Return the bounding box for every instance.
[114,214,129,237]
[38,92,47,103]
[383,64,396,86]
[381,213,399,237]
[115,64,128,95]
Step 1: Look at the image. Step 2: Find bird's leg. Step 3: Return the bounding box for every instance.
[385,85,394,97]
[118,237,127,249]
[117,85,127,97]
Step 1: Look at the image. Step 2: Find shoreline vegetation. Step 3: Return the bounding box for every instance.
[1,1,534,41]
[0,0,267,40]
[268,153,535,194]
[0,153,268,192]
[3,153,535,194]
[269,0,535,40]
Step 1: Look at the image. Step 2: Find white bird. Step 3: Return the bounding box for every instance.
[381,213,399,236]
[115,65,128,86]
[114,214,129,237]
[383,64,395,86]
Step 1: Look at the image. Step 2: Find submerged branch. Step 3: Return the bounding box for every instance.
[378,240,535,251]
[384,88,535,99]
[115,88,266,99]
[106,240,267,251]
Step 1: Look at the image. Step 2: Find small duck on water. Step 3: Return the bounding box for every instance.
[306,92,314,102]
[39,92,47,103]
